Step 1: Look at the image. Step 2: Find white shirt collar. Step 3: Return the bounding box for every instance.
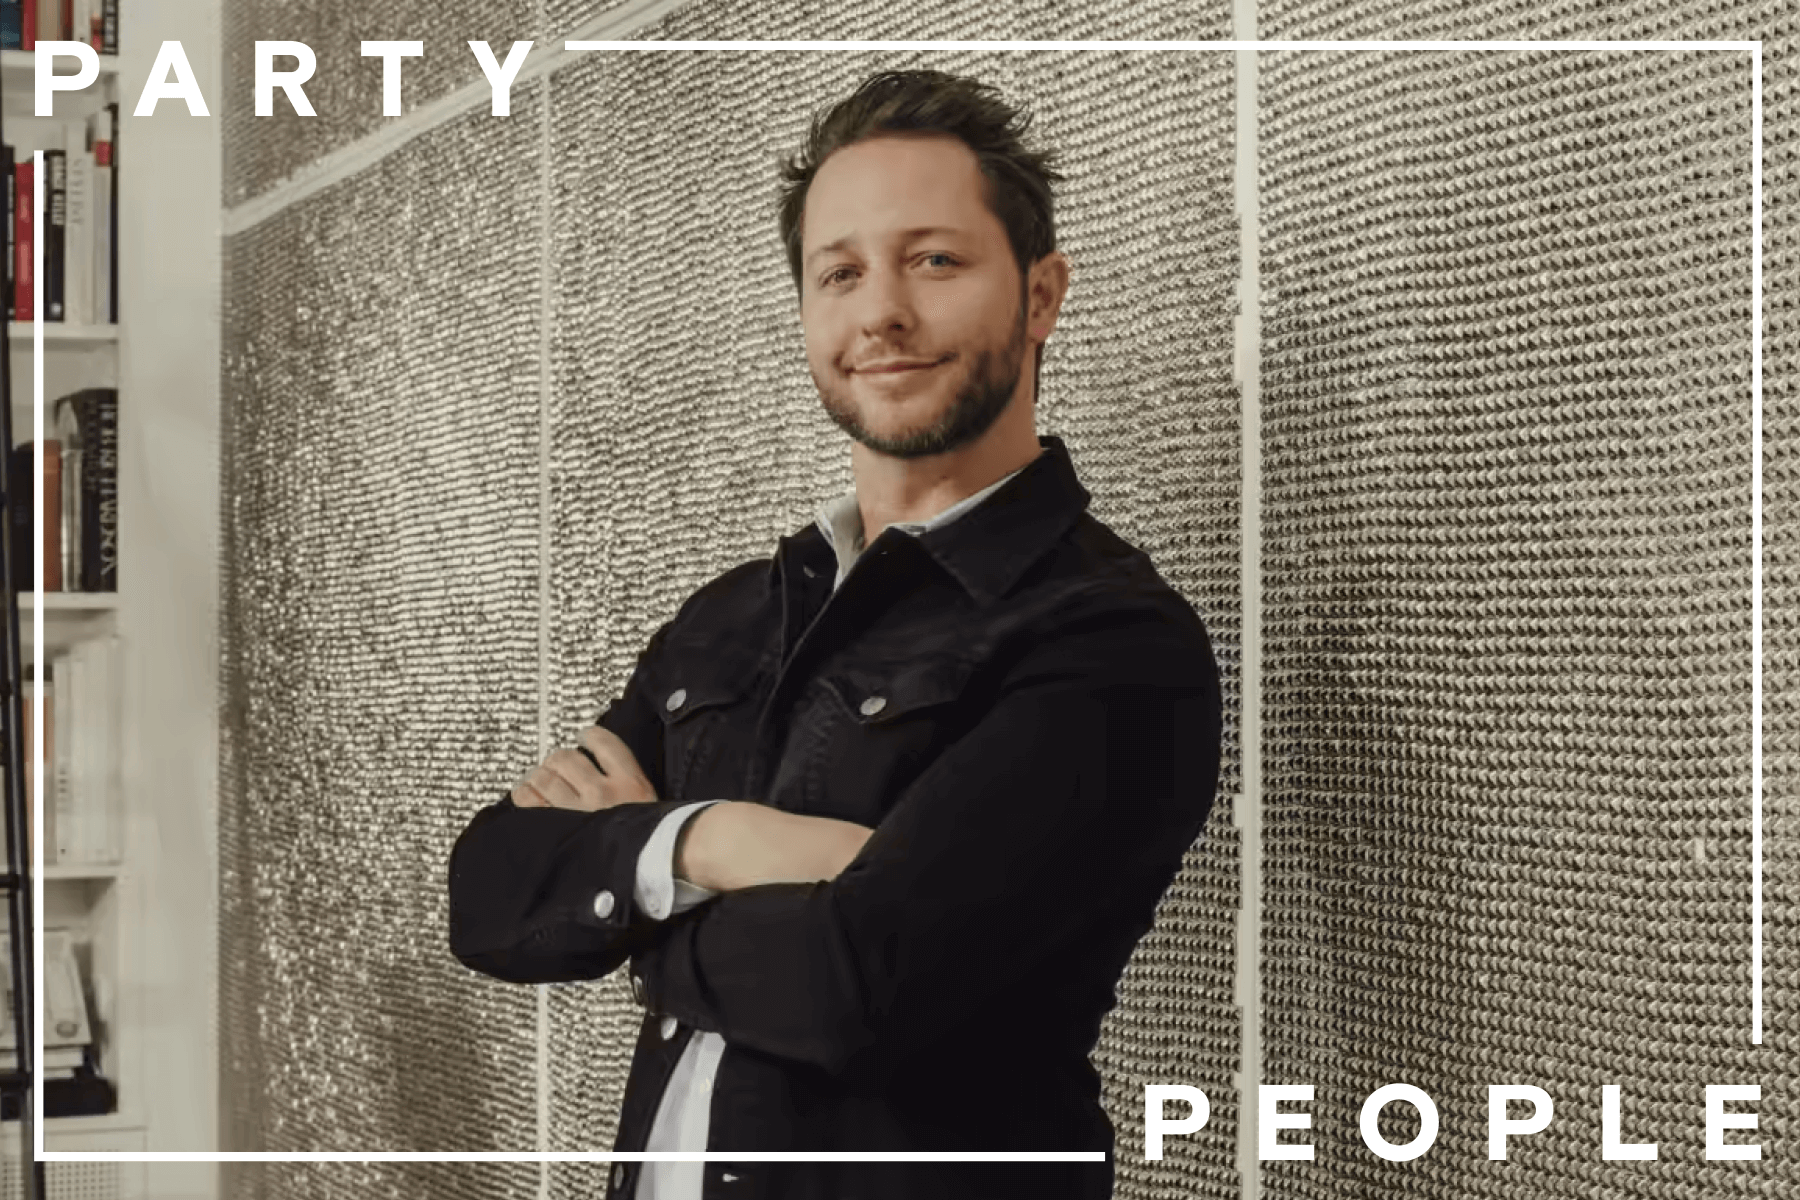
[813,463,1027,590]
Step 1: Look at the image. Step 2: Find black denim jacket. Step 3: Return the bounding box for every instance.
[448,437,1224,1200]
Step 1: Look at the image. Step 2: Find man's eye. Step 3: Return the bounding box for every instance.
[921,253,958,269]
[821,267,855,287]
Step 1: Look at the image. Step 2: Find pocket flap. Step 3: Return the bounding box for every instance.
[822,655,975,725]
[643,643,766,726]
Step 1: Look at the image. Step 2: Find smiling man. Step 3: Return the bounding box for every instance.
[448,69,1223,1200]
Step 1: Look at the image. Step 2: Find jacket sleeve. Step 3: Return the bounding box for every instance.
[628,610,1224,1077]
[447,620,695,985]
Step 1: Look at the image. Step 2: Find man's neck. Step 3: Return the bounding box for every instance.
[850,406,1042,543]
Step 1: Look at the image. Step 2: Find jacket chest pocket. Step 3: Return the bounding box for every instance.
[644,646,768,802]
[802,655,977,823]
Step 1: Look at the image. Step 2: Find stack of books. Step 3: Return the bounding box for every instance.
[0,929,116,1117]
[8,387,118,593]
[0,0,120,53]
[3,104,118,328]
[5,637,119,869]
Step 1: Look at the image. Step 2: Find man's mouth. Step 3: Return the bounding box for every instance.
[855,357,947,374]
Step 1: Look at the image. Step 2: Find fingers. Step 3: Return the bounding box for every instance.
[511,730,657,811]
[580,725,647,782]
[580,726,658,805]
[535,759,592,810]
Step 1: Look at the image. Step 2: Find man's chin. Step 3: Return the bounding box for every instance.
[824,397,946,448]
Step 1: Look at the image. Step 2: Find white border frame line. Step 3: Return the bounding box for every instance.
[31,147,47,1152]
[1750,37,1765,1051]
[34,36,1764,1164]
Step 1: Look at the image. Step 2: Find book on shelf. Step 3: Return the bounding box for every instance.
[3,110,121,327]
[0,676,92,874]
[7,388,117,594]
[9,155,30,323]
[2,0,119,50]
[8,439,63,591]
[0,930,115,1110]
[42,146,63,322]
[61,123,93,327]
[49,636,118,865]
[14,680,51,866]
[52,386,116,590]
[0,646,121,867]
[0,929,95,1053]
[91,106,113,323]
[2,143,11,322]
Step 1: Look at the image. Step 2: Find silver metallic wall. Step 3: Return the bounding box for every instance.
[217,1,1792,1198]
[1255,3,1794,1197]
[220,2,1242,1198]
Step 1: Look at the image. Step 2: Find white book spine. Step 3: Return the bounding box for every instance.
[91,107,114,325]
[70,644,90,863]
[93,635,120,861]
[72,639,104,863]
[52,657,75,864]
[92,162,112,324]
[62,125,94,327]
[45,930,93,1048]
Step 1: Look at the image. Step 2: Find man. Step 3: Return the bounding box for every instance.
[448,68,1222,1200]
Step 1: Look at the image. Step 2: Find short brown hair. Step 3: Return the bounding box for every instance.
[776,69,1065,297]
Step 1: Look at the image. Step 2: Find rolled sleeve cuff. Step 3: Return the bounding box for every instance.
[634,800,727,919]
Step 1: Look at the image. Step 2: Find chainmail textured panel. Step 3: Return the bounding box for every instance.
[219,93,548,1197]
[222,0,539,207]
[541,22,1241,1200]
[1258,6,1794,1196]
[219,3,1244,1198]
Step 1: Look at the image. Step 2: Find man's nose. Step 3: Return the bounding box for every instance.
[856,264,917,337]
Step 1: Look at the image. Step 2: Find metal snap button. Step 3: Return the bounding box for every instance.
[860,695,887,717]
[660,1015,678,1040]
[612,1163,627,1190]
[666,688,687,711]
[592,889,615,919]
[631,974,647,1006]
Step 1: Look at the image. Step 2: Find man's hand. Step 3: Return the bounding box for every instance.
[510,726,657,811]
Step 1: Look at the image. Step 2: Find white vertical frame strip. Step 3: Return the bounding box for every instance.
[535,2,558,1184]
[1230,14,1264,1200]
[1750,39,1764,1047]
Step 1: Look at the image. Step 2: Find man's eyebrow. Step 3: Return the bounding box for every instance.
[805,227,967,267]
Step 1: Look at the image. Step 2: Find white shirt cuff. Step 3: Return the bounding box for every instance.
[634,800,727,920]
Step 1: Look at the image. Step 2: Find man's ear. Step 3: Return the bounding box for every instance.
[1028,251,1072,345]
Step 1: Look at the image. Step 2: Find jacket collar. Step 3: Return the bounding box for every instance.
[783,436,1091,604]
[908,435,1090,604]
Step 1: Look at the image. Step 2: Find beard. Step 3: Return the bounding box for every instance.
[817,300,1029,460]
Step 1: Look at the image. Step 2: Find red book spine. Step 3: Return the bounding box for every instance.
[22,0,35,51]
[13,161,32,323]
[42,440,62,593]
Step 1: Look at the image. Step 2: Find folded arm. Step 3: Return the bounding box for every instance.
[629,616,1222,1079]
[447,625,876,982]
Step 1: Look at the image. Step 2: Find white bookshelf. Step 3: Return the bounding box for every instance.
[0,50,122,95]
[4,5,223,1197]
[2,33,142,1182]
[18,594,118,660]
[6,323,117,346]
